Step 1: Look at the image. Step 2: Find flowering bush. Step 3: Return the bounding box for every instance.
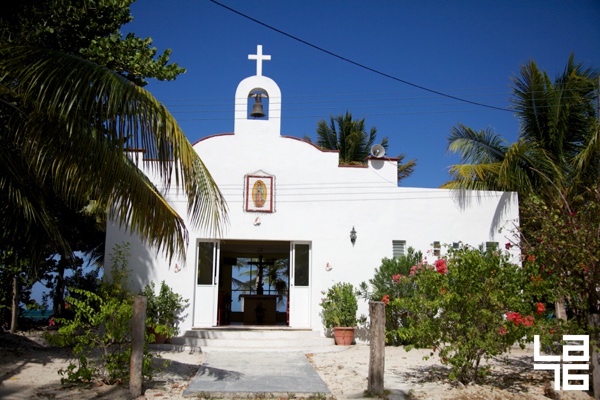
[393,244,549,384]
[520,193,600,334]
[358,248,423,345]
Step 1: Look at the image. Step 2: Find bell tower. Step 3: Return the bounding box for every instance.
[234,45,281,136]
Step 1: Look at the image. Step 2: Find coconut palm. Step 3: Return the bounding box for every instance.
[444,55,599,204]
[315,111,387,165]
[0,45,228,262]
[307,111,416,183]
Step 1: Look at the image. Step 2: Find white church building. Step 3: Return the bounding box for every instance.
[105,45,519,334]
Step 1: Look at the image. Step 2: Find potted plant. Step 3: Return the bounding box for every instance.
[320,282,358,345]
[141,281,189,344]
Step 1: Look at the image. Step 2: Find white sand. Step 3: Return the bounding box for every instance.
[0,331,594,399]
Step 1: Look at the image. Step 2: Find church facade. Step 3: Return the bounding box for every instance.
[105,45,520,334]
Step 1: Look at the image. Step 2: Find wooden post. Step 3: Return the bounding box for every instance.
[368,301,385,395]
[130,295,147,397]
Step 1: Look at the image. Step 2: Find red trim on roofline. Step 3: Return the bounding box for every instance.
[190,133,399,164]
[280,135,339,154]
[192,133,235,146]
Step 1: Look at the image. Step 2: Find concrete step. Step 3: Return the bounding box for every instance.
[163,327,341,353]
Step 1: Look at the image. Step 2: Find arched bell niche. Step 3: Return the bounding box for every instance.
[248,88,269,120]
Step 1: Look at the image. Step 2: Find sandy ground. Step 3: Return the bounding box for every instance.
[0,330,595,399]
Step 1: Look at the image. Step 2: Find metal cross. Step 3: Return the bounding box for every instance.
[248,45,271,76]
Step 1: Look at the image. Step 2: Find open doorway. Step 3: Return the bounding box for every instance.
[217,240,290,326]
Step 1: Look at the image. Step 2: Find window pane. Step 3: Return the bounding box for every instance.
[392,240,406,258]
[294,244,309,286]
[197,242,214,285]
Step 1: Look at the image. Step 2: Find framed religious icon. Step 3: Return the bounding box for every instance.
[245,174,274,213]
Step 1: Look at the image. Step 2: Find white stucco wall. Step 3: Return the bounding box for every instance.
[104,57,520,335]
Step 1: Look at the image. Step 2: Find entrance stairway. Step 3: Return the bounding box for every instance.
[164,327,340,353]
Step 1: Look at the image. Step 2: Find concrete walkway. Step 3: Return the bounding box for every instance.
[183,351,331,398]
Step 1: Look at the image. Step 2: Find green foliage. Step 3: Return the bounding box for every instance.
[305,112,418,184]
[0,248,38,329]
[394,245,551,384]
[0,0,185,86]
[307,112,418,184]
[444,55,599,202]
[141,280,189,339]
[314,111,385,165]
[321,282,358,328]
[45,243,154,385]
[358,248,422,345]
[82,33,186,86]
[521,191,600,331]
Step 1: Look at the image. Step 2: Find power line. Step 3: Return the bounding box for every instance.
[208,0,513,113]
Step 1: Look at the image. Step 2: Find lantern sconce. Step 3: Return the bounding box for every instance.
[350,226,357,246]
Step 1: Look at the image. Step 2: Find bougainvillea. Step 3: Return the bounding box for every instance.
[358,247,423,345]
[392,244,550,384]
[381,294,390,305]
[434,258,448,274]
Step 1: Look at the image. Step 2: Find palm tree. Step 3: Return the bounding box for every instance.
[444,55,599,204]
[0,45,228,263]
[307,111,417,184]
[314,111,386,165]
[444,56,598,325]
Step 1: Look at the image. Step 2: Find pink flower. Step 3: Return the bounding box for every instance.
[410,265,418,276]
[522,315,535,327]
[381,295,390,306]
[434,259,448,274]
[498,326,507,336]
[506,311,522,325]
[392,274,403,283]
[506,311,535,327]
[49,317,55,327]
[536,302,545,316]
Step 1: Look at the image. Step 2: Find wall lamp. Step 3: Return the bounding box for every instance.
[350,226,357,246]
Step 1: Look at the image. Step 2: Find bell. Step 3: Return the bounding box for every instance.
[250,95,266,118]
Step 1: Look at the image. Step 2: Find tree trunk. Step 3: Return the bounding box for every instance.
[588,313,600,398]
[555,299,568,321]
[130,295,147,397]
[53,259,66,318]
[10,275,19,333]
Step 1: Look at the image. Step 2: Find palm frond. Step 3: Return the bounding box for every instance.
[0,45,228,260]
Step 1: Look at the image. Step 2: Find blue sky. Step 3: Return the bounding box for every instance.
[125,0,600,188]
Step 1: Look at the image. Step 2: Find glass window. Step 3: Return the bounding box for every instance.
[433,241,441,257]
[294,244,309,287]
[392,240,406,258]
[197,242,214,285]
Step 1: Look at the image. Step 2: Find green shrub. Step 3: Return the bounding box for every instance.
[320,282,358,328]
[141,280,189,340]
[45,242,154,384]
[393,244,550,384]
[359,248,422,345]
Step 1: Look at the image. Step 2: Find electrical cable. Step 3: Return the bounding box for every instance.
[208,0,513,113]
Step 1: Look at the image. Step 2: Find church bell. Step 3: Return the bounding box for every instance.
[250,94,266,118]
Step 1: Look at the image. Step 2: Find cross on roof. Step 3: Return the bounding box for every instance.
[248,45,271,76]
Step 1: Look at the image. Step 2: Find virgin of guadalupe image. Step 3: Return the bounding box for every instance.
[252,180,267,208]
